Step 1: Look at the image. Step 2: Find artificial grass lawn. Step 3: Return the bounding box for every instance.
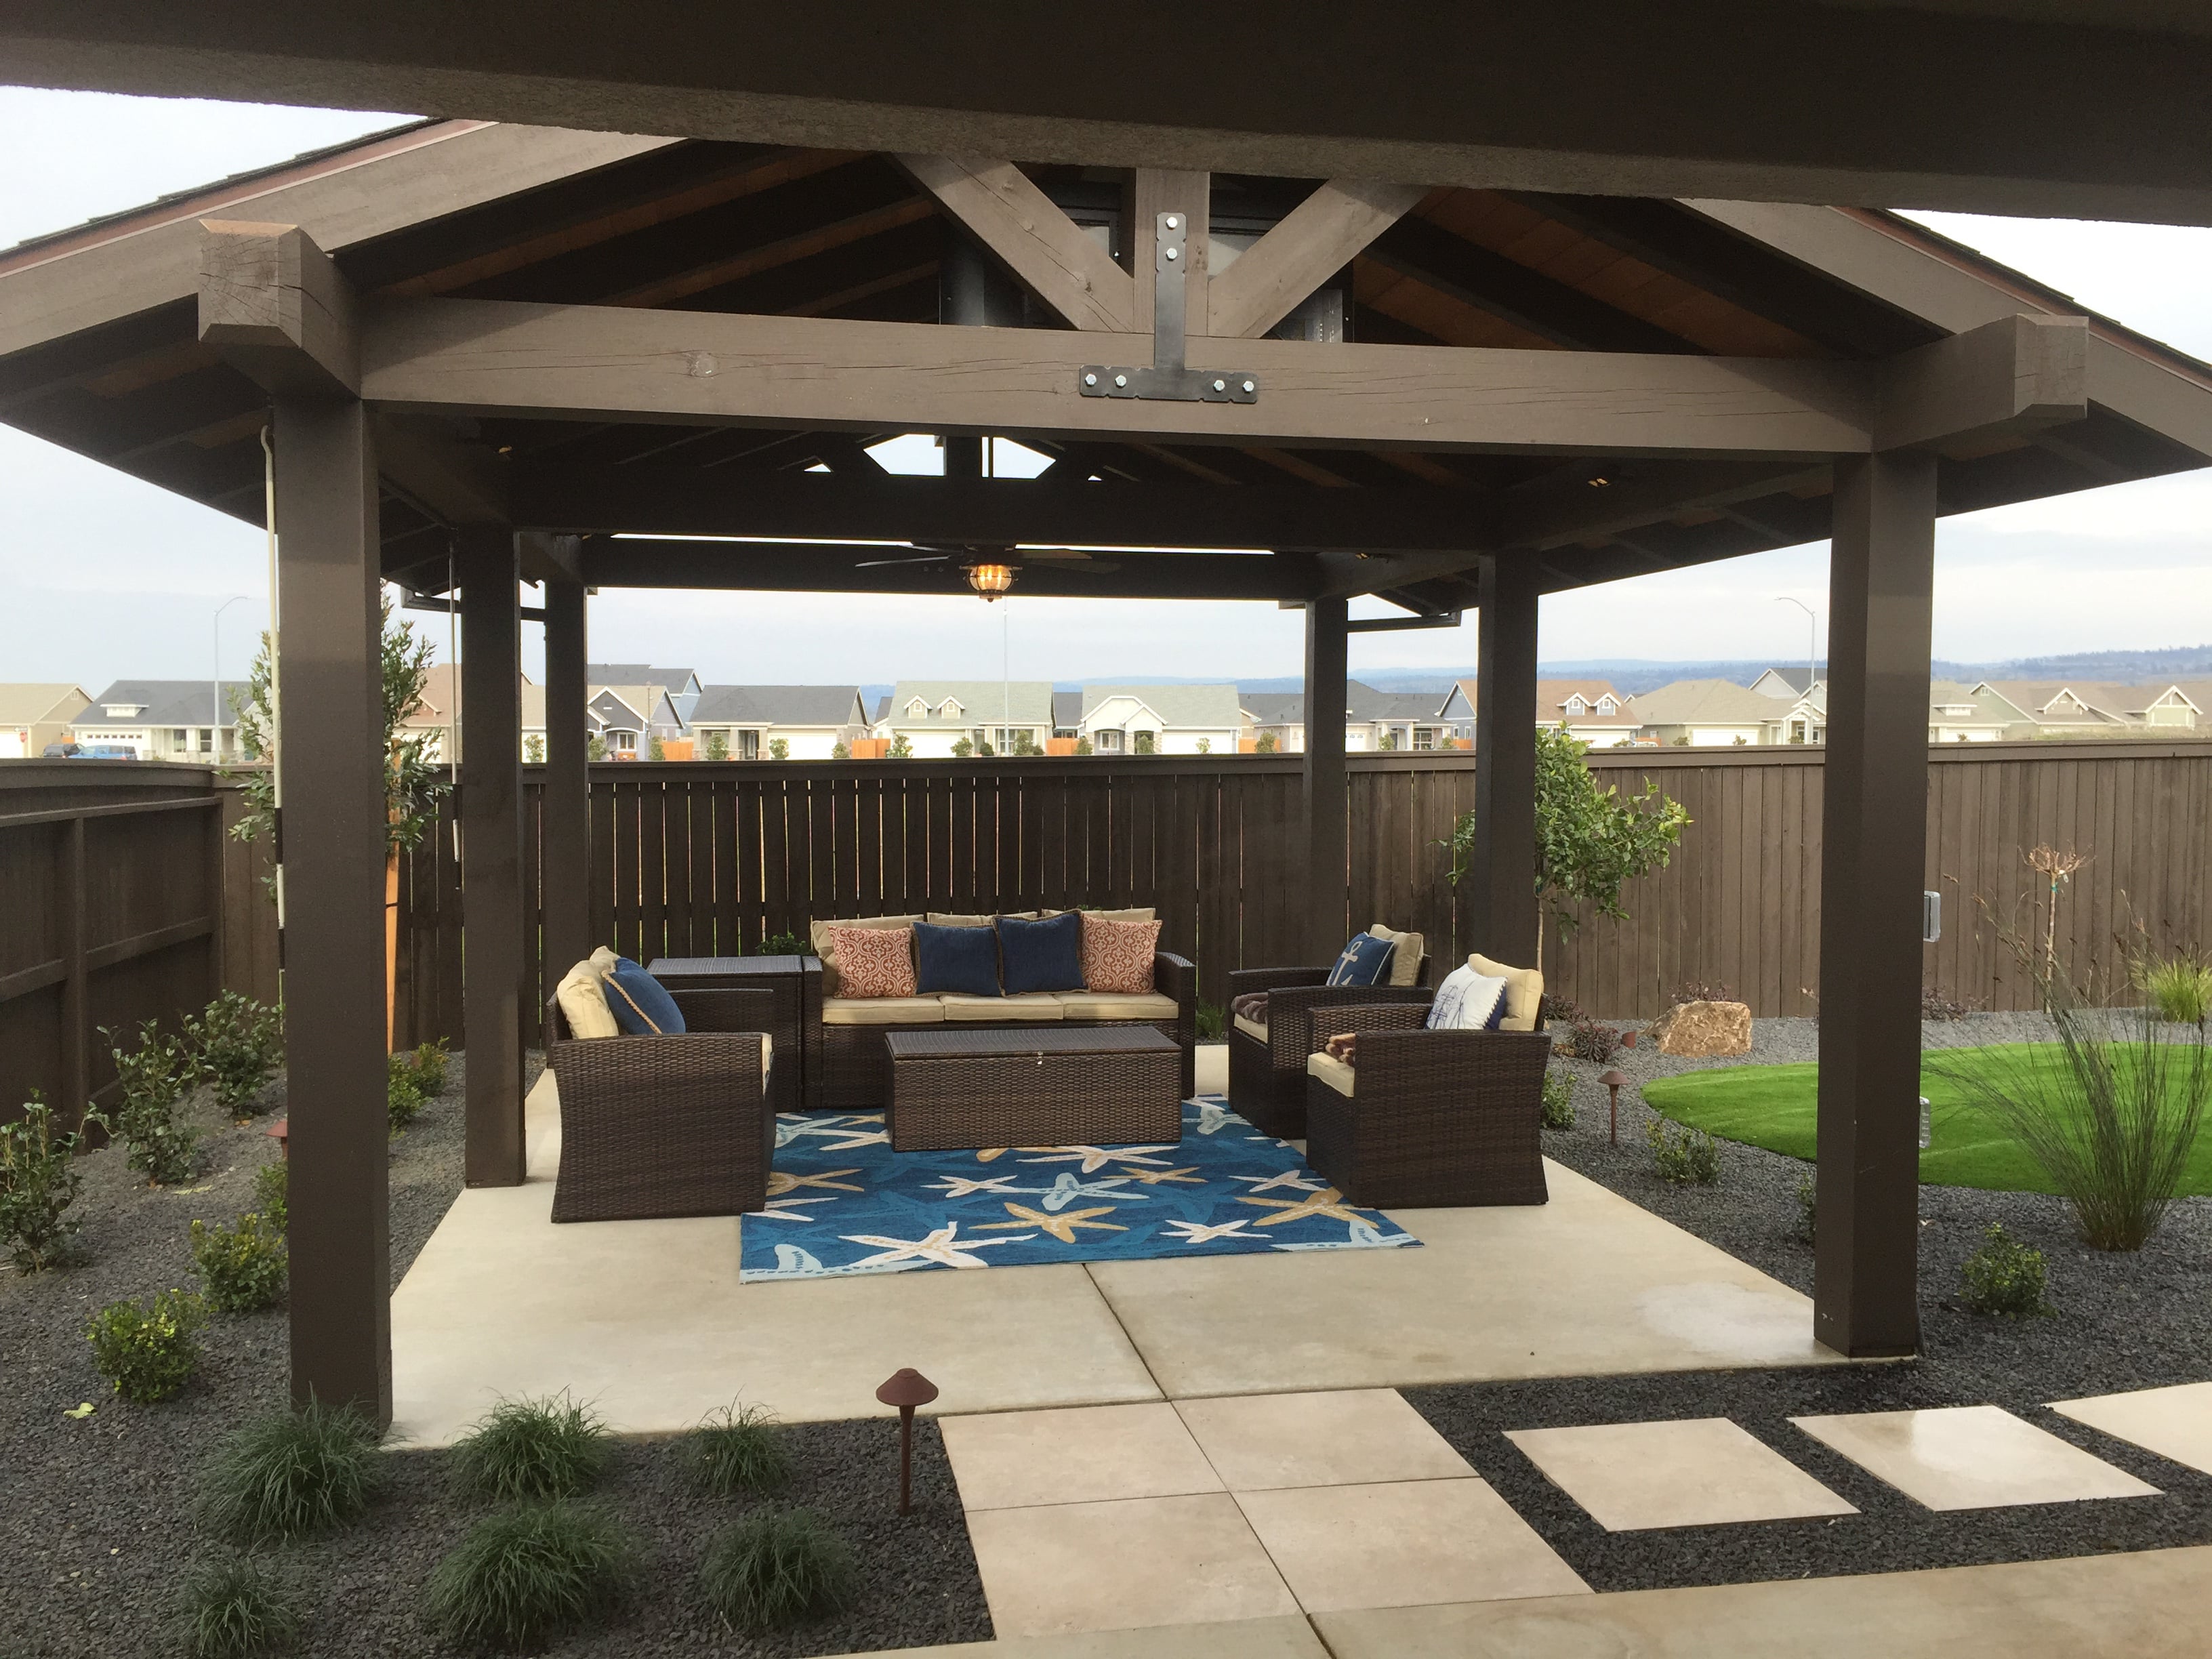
[1643,1044,2212,1197]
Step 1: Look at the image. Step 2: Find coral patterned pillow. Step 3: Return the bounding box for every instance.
[827,924,916,999]
[1081,913,1161,995]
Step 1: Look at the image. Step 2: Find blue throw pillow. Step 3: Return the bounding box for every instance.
[603,957,686,1035]
[915,921,1002,997]
[1326,932,1396,988]
[997,911,1084,994]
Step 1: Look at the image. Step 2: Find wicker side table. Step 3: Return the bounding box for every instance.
[883,1026,1183,1152]
[647,955,816,1115]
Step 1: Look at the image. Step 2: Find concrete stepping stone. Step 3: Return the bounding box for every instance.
[2051,1380,2212,1478]
[941,1401,1221,1511]
[1175,1388,1473,1490]
[1791,1404,2160,1511]
[1506,1416,1856,1530]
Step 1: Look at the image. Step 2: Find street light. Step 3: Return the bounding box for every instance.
[213,594,254,762]
[1773,595,1818,741]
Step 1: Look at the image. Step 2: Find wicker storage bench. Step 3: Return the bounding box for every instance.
[884,1026,1183,1152]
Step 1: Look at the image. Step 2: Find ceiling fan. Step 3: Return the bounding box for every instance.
[852,543,1120,575]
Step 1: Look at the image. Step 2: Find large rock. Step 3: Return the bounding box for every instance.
[1654,999,1753,1057]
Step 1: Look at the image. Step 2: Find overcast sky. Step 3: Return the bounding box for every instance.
[2,87,2207,694]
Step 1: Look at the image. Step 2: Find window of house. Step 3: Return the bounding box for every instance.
[607,729,638,751]
[738,729,761,759]
[1565,697,1585,714]
[1597,697,1616,714]
[939,699,962,718]
[172,728,188,746]
[1413,728,1436,750]
[1094,729,1123,752]
[907,698,926,716]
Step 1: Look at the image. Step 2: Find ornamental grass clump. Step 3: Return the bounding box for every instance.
[2135,949,2212,1027]
[695,1402,792,1498]
[191,1213,287,1313]
[1648,1117,1721,1185]
[87,1288,205,1404]
[454,1393,611,1502]
[426,1503,634,1652]
[1961,1223,2053,1317]
[199,1398,382,1543]
[106,1019,200,1185]
[1540,1069,1576,1130]
[697,1509,857,1635]
[181,991,285,1120]
[1,1092,102,1273]
[172,1555,300,1659]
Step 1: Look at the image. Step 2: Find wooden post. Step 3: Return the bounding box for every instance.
[274,395,392,1428]
[459,527,527,1187]
[541,576,592,979]
[1302,596,1349,961]
[1470,556,1541,966]
[60,815,86,1123]
[1814,450,1936,1358]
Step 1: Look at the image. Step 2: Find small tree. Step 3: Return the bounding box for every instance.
[1446,726,1689,970]
[1010,731,1040,756]
[1379,730,1399,752]
[1133,731,1156,755]
[1073,735,1092,756]
[588,733,608,761]
[831,739,850,760]
[769,738,789,760]
[523,734,544,764]
[647,733,666,762]
[887,733,912,759]
[950,736,974,758]
[1195,737,1211,754]
[1254,731,1279,754]
[703,730,729,760]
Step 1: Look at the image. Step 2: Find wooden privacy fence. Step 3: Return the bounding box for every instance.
[390,741,2212,1048]
[0,763,279,1129]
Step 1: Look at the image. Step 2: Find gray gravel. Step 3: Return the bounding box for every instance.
[1413,1010,2212,1591]
[0,1056,991,1658]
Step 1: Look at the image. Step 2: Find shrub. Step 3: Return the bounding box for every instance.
[1253,731,1277,754]
[454,1393,611,1502]
[403,1039,451,1098]
[887,733,912,759]
[831,739,851,760]
[757,930,805,957]
[253,1160,288,1235]
[1544,998,1620,1064]
[647,734,666,762]
[695,1402,792,1498]
[525,735,546,764]
[1921,985,1977,1022]
[1961,1223,2052,1317]
[1,1092,102,1273]
[769,738,789,761]
[192,1214,287,1313]
[949,736,973,758]
[703,729,729,761]
[697,1509,857,1635]
[388,1057,429,1135]
[1671,979,1734,1005]
[1073,736,1093,756]
[87,1288,205,1404]
[181,992,285,1119]
[1194,1002,1225,1042]
[1647,1118,1721,1185]
[106,1019,200,1185]
[2135,949,2212,1026]
[1795,1172,1818,1242]
[172,1555,300,1659]
[426,1503,633,1652]
[1540,1069,1576,1130]
[199,1399,382,1543]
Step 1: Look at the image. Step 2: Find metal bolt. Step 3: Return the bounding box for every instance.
[1083,372,1097,386]
[1113,373,1127,388]
[1212,379,1225,392]
[1165,215,1179,230]
[1164,247,1178,261]
[1242,380,1255,394]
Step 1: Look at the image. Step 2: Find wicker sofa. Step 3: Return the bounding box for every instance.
[1227,952,1432,1139]
[544,985,776,1222]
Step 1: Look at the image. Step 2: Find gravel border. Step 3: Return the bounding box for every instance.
[1,1057,993,1658]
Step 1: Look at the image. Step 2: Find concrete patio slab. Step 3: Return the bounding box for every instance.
[1506,1416,1856,1530]
[943,1402,1222,1510]
[1791,1405,2161,1511]
[2051,1380,2212,1478]
[1176,1389,1471,1491]
[830,1612,1328,1658]
[1088,1161,1842,1398]
[965,1493,1298,1637]
[1310,1544,2212,1658]
[1235,1479,1589,1613]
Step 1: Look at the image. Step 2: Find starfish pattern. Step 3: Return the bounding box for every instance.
[1033,1171,1145,1210]
[776,1115,890,1151]
[926,1173,1024,1199]
[1017,1144,1177,1174]
[1111,1164,1204,1187]
[754,1195,839,1223]
[838,1223,1027,1269]
[1190,1101,1235,1136]
[976,1202,1127,1243]
[1238,1185,1370,1227]
[1158,1217,1258,1244]
[1233,1169,1326,1195]
[766,1168,864,1196]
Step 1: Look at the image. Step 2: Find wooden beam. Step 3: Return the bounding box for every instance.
[1301,596,1351,962]
[360,297,1875,457]
[1876,314,2087,452]
[602,196,937,310]
[1131,170,1210,337]
[374,413,510,525]
[1497,459,1830,550]
[198,222,359,398]
[1208,180,1426,341]
[897,156,1134,332]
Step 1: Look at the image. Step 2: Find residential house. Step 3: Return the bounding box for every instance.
[70,680,249,760]
[397,665,548,762]
[874,681,1054,756]
[587,663,703,726]
[1239,691,1306,752]
[1438,678,1637,747]
[590,684,687,757]
[1975,680,2212,737]
[691,686,870,759]
[1925,680,2015,742]
[1079,684,1244,754]
[1632,678,1781,745]
[1051,691,1084,750]
[1752,668,1826,744]
[1237,682,1457,753]
[0,683,90,757]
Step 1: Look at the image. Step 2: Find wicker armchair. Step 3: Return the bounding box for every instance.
[1300,1000,1551,1208]
[1226,956,1431,1139]
[544,986,777,1223]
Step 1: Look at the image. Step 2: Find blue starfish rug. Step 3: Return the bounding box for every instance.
[739,1095,1420,1280]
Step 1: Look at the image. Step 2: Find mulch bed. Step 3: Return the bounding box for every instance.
[0,1057,992,1658]
[1403,1012,2212,1593]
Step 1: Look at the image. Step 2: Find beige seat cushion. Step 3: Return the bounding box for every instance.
[1232,1012,1269,1044]
[758,1033,774,1084]
[1085,906,1156,924]
[1307,1050,1357,1097]
[810,914,921,996]
[939,993,1065,1021]
[1369,923,1426,989]
[554,959,620,1040]
[1053,990,1178,1021]
[821,995,945,1026]
[1468,952,1544,1031]
[924,912,996,928]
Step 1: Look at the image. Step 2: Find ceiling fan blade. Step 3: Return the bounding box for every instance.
[853,554,951,569]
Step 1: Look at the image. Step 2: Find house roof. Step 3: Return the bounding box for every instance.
[587,664,700,693]
[693,685,864,726]
[0,684,90,725]
[1052,691,1084,730]
[883,682,1054,724]
[1927,680,2015,726]
[400,665,547,730]
[1080,684,1244,729]
[75,680,249,727]
[1631,678,1782,726]
[1444,678,1636,726]
[1974,681,2135,726]
[1755,666,1820,696]
[1241,691,1305,724]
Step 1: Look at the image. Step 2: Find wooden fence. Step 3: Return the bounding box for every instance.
[386,740,2212,1048]
[0,762,279,1129]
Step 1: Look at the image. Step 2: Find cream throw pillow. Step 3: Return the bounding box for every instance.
[555,958,620,1040]
[809,914,920,996]
[924,913,996,928]
[1467,952,1544,1031]
[1368,923,1426,988]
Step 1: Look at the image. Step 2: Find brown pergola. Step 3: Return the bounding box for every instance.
[5,123,2211,1427]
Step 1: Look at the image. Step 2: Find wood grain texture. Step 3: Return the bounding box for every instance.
[1208,179,1426,340]
[198,221,359,396]
[898,155,1134,331]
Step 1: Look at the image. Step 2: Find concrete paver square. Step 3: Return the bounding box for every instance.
[2051,1381,2212,1478]
[964,1493,1298,1637]
[1233,1478,1589,1613]
[1176,1389,1472,1490]
[942,1402,1221,1509]
[1791,1404,2161,1511]
[1506,1417,1856,1530]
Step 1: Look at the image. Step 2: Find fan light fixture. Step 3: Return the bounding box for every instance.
[966,560,1016,600]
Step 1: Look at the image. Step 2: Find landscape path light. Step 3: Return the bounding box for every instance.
[876,1366,940,1515]
[1600,1069,1629,1145]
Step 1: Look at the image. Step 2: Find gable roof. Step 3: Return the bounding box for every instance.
[1753,666,1820,697]
[692,685,864,726]
[1241,691,1305,724]
[1444,678,1636,726]
[1631,678,1781,726]
[883,682,1054,724]
[587,664,700,694]
[0,684,90,725]
[75,680,249,727]
[1081,684,1244,729]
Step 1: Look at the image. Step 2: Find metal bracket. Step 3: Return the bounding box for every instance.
[1080,210,1258,404]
